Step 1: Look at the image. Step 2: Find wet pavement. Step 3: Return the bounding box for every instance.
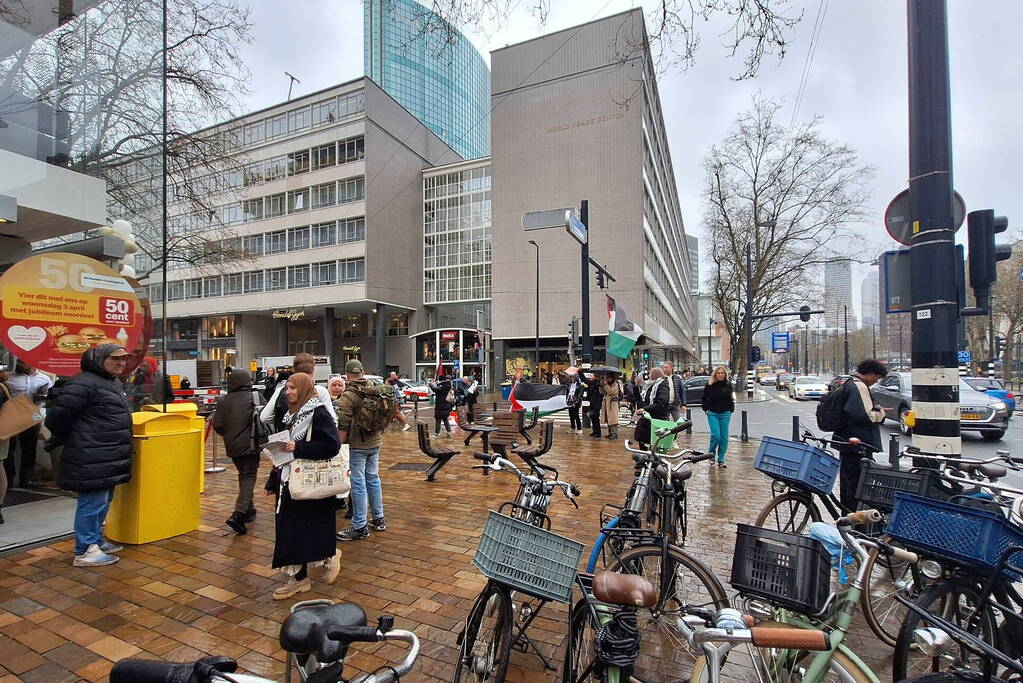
[0,418,897,682]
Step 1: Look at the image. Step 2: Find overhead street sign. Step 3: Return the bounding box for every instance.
[884,189,965,246]
[522,208,572,231]
[566,209,588,245]
[771,332,790,354]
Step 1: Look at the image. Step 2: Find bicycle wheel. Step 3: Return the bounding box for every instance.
[893,579,999,682]
[452,582,513,683]
[860,541,925,647]
[605,543,729,682]
[755,491,822,533]
[562,598,611,683]
[692,639,875,683]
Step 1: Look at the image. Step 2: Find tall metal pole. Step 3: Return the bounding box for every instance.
[744,243,753,398]
[528,240,540,372]
[871,323,877,358]
[160,0,169,409]
[803,326,809,375]
[580,200,591,364]
[843,305,850,373]
[908,0,960,455]
[707,317,714,370]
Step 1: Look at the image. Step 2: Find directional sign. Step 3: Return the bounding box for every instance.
[522,208,572,231]
[566,210,588,245]
[771,332,790,354]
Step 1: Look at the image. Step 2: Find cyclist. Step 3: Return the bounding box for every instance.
[831,358,888,510]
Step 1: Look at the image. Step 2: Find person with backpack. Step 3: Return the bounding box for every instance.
[212,369,260,535]
[700,366,735,467]
[335,360,394,542]
[819,358,888,511]
[430,374,455,438]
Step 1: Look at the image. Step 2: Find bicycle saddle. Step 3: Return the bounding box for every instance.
[956,462,1007,479]
[280,602,367,663]
[592,570,657,608]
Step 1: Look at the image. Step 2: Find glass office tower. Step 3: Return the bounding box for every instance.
[364,0,490,160]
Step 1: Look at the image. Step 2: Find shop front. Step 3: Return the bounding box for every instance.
[411,328,486,384]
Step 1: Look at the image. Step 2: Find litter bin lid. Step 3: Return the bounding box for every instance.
[132,411,198,436]
[141,402,198,417]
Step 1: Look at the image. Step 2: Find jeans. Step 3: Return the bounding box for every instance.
[349,447,384,530]
[74,488,114,555]
[706,411,732,462]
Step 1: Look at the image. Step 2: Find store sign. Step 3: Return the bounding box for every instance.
[0,253,143,376]
[272,308,305,321]
[342,345,361,353]
[440,331,458,341]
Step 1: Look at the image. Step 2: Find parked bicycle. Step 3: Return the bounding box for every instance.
[110,601,420,683]
[453,452,581,681]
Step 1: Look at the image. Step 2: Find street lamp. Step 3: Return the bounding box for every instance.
[706,317,716,370]
[528,239,540,374]
[742,219,777,396]
[843,305,850,374]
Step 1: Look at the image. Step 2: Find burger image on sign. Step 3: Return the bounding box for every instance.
[55,334,91,354]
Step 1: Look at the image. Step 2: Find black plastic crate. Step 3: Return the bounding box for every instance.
[855,462,952,512]
[730,524,831,615]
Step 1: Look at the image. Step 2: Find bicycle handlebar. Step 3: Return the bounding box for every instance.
[472,453,580,505]
[801,428,879,453]
[623,439,706,461]
[899,449,1022,471]
[692,626,829,651]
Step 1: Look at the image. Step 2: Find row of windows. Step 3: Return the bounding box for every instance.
[424,166,490,199]
[644,285,683,342]
[424,193,491,234]
[243,91,364,148]
[148,258,366,301]
[169,177,365,233]
[425,264,491,304]
[424,230,490,269]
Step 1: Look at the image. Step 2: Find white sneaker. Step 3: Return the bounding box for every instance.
[402,423,411,432]
[73,544,119,567]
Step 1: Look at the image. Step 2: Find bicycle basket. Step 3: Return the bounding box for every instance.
[886,493,1023,579]
[473,511,584,603]
[753,436,839,496]
[730,524,831,615]
[855,462,952,512]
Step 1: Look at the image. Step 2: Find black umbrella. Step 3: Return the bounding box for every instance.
[588,365,621,374]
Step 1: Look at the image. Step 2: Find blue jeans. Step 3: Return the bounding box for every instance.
[349,447,384,529]
[706,411,732,462]
[74,488,114,555]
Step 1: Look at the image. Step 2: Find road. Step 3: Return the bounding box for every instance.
[685,388,1023,485]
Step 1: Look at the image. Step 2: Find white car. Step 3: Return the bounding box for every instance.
[789,376,829,400]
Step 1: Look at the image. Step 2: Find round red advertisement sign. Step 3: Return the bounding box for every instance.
[0,253,144,376]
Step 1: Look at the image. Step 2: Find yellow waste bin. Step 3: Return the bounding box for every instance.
[142,402,207,492]
[105,411,202,545]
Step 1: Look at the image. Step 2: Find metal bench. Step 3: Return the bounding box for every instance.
[415,421,459,481]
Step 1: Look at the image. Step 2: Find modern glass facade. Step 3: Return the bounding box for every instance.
[424,160,492,304]
[364,0,490,160]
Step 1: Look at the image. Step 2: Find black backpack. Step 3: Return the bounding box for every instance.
[250,392,270,450]
[816,380,851,432]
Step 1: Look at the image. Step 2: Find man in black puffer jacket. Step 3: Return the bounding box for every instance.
[212,370,259,535]
[46,344,132,567]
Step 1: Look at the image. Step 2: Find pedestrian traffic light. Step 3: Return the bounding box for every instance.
[798,305,812,322]
[596,271,607,289]
[996,337,1006,358]
[752,346,762,362]
[642,350,649,360]
[967,210,1012,309]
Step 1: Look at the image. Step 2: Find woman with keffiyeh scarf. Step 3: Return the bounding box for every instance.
[268,373,342,600]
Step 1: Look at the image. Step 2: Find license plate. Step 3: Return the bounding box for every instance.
[961,411,982,420]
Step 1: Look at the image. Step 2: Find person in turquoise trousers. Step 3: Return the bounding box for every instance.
[700,366,735,467]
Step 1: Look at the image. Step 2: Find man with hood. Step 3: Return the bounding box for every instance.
[45,344,132,567]
[212,369,260,534]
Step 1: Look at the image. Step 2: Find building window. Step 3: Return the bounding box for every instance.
[288,226,310,251]
[266,113,287,140]
[312,261,337,286]
[266,230,287,254]
[287,264,310,289]
[287,188,309,213]
[266,193,286,218]
[224,273,243,295]
[203,276,222,297]
[244,121,264,146]
[207,315,235,338]
[243,233,263,256]
[338,258,365,283]
[185,278,202,300]
[340,136,365,162]
[167,281,184,301]
[288,106,310,133]
[267,267,286,291]
[244,271,264,293]
[339,177,365,204]
[311,182,336,209]
[288,149,309,175]
[219,203,242,226]
[339,90,364,117]
[311,221,336,248]
[242,159,265,186]
[311,142,336,170]
[339,217,365,243]
[386,312,408,336]
[311,98,338,126]
[339,314,361,338]
[147,282,164,302]
[242,198,263,222]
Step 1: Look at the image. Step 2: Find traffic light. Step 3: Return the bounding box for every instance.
[642,350,650,360]
[596,271,607,289]
[799,305,812,322]
[995,337,1006,358]
[967,210,1012,308]
[752,346,762,363]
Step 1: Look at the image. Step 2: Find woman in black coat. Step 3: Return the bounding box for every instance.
[430,374,454,437]
[270,373,341,600]
[634,367,672,450]
[45,344,132,567]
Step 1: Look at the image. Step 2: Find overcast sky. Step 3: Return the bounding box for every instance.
[237,0,1023,319]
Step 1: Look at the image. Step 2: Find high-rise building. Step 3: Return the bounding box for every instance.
[686,235,700,294]
[824,259,856,329]
[488,9,699,374]
[364,0,490,160]
[861,270,879,328]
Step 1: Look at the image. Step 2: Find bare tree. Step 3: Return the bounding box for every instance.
[0,0,252,274]
[390,0,801,80]
[703,96,874,376]
[992,238,1023,380]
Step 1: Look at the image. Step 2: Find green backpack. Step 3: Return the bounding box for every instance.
[347,383,396,434]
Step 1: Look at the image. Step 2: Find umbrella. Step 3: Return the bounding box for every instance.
[588,365,621,374]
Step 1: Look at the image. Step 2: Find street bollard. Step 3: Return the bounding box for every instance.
[740,410,749,443]
[791,415,800,442]
[685,407,693,434]
[888,432,900,469]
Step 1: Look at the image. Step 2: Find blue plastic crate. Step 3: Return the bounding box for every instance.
[886,493,1023,578]
[754,436,839,496]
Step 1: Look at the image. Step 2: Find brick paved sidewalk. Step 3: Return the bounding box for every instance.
[0,422,894,682]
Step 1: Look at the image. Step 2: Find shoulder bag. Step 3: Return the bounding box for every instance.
[0,384,44,440]
[288,429,351,500]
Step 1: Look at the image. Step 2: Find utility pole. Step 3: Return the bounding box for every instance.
[908,0,960,454]
[804,326,809,375]
[528,240,540,372]
[707,317,714,370]
[744,243,753,393]
[580,200,591,364]
[871,323,877,358]
[843,305,850,373]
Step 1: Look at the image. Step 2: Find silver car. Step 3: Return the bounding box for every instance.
[870,371,1009,441]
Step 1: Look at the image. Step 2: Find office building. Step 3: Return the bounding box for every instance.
[141,78,461,373]
[489,9,699,377]
[824,259,857,330]
[861,270,879,328]
[686,235,700,294]
[364,0,490,160]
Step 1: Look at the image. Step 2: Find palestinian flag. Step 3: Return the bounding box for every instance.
[607,295,642,359]
[509,383,569,416]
